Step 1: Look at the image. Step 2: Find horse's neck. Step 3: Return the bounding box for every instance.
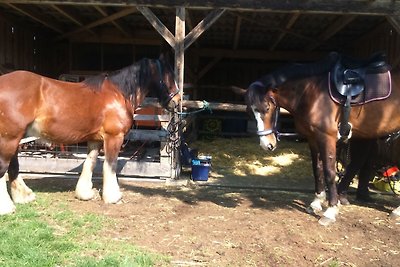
[277,77,323,114]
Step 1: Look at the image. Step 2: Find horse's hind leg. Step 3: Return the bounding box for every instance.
[8,153,36,204]
[75,141,101,201]
[0,152,16,215]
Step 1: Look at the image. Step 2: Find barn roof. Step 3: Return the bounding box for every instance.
[1,0,399,62]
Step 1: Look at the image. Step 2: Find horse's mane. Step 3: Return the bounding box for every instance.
[259,52,339,88]
[246,52,340,109]
[83,58,149,98]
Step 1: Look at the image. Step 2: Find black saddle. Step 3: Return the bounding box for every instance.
[330,52,391,142]
[332,52,391,97]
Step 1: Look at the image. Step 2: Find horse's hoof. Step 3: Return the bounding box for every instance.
[11,189,36,204]
[0,202,16,215]
[102,191,123,204]
[306,204,323,215]
[75,189,96,201]
[13,192,36,204]
[318,216,336,226]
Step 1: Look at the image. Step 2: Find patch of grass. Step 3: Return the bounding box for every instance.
[0,195,167,267]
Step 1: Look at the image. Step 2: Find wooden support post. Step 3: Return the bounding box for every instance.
[175,7,185,112]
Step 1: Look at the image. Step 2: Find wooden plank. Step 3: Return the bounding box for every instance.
[58,7,137,39]
[184,8,226,50]
[306,15,357,51]
[197,56,222,81]
[3,1,399,16]
[126,129,167,141]
[5,3,63,33]
[193,48,325,61]
[18,156,173,178]
[232,15,241,50]
[133,114,170,122]
[94,5,130,37]
[137,6,176,48]
[183,100,290,114]
[270,12,300,51]
[50,4,97,36]
[387,15,400,35]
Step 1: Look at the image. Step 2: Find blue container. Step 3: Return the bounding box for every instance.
[191,156,211,181]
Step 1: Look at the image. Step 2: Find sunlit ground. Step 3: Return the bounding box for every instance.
[190,137,314,189]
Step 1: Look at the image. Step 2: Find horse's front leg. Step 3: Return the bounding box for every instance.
[75,141,102,201]
[318,136,340,226]
[306,142,327,214]
[102,134,124,204]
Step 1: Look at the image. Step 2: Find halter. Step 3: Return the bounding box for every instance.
[256,96,280,139]
[155,59,180,109]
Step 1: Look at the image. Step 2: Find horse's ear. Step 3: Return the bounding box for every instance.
[231,86,246,96]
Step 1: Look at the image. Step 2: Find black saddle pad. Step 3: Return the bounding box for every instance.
[328,71,392,106]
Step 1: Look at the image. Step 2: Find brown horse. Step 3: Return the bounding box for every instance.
[241,52,400,225]
[0,55,180,215]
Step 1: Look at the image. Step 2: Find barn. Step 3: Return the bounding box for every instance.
[0,0,399,179]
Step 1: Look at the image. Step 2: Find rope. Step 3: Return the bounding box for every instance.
[177,100,212,116]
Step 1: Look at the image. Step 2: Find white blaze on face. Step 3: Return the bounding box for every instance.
[251,105,272,151]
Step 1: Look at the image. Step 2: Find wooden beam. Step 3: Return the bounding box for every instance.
[94,6,130,37]
[269,12,300,51]
[232,15,242,50]
[5,3,63,33]
[184,8,226,50]
[193,48,325,61]
[306,15,357,51]
[234,12,319,45]
[58,7,136,39]
[197,56,222,81]
[387,15,400,35]
[137,6,176,48]
[50,4,96,35]
[2,1,399,16]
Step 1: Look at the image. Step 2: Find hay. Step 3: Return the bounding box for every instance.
[191,137,312,185]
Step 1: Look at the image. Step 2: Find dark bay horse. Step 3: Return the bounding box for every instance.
[0,55,180,215]
[242,52,400,225]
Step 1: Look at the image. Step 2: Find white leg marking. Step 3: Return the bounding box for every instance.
[0,174,16,215]
[75,145,99,201]
[319,205,339,226]
[102,159,122,204]
[390,206,400,219]
[306,191,326,214]
[10,175,36,204]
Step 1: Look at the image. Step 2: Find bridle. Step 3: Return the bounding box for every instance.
[256,96,280,139]
[155,59,180,109]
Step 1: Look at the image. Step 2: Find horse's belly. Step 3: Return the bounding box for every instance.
[25,119,102,144]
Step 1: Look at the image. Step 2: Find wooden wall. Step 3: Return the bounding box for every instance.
[354,23,400,69]
[0,16,50,75]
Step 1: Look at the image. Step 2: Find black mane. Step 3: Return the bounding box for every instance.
[259,52,339,88]
[83,58,149,98]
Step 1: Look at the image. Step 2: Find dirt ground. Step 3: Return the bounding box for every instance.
[25,174,400,267]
